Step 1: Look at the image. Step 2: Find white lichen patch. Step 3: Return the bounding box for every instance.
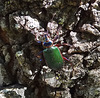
[14,16,40,30]
[0,86,27,98]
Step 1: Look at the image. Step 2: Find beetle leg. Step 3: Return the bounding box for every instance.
[62,56,74,71]
[55,43,79,52]
[53,26,62,42]
[36,51,43,61]
[62,56,70,61]
[55,43,73,47]
[53,32,59,42]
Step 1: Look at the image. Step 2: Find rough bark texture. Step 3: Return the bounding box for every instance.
[0,0,100,98]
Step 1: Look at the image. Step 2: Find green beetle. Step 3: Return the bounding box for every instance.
[43,46,63,70]
[42,34,70,70]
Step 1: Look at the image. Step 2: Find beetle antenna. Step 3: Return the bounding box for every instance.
[44,34,48,41]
